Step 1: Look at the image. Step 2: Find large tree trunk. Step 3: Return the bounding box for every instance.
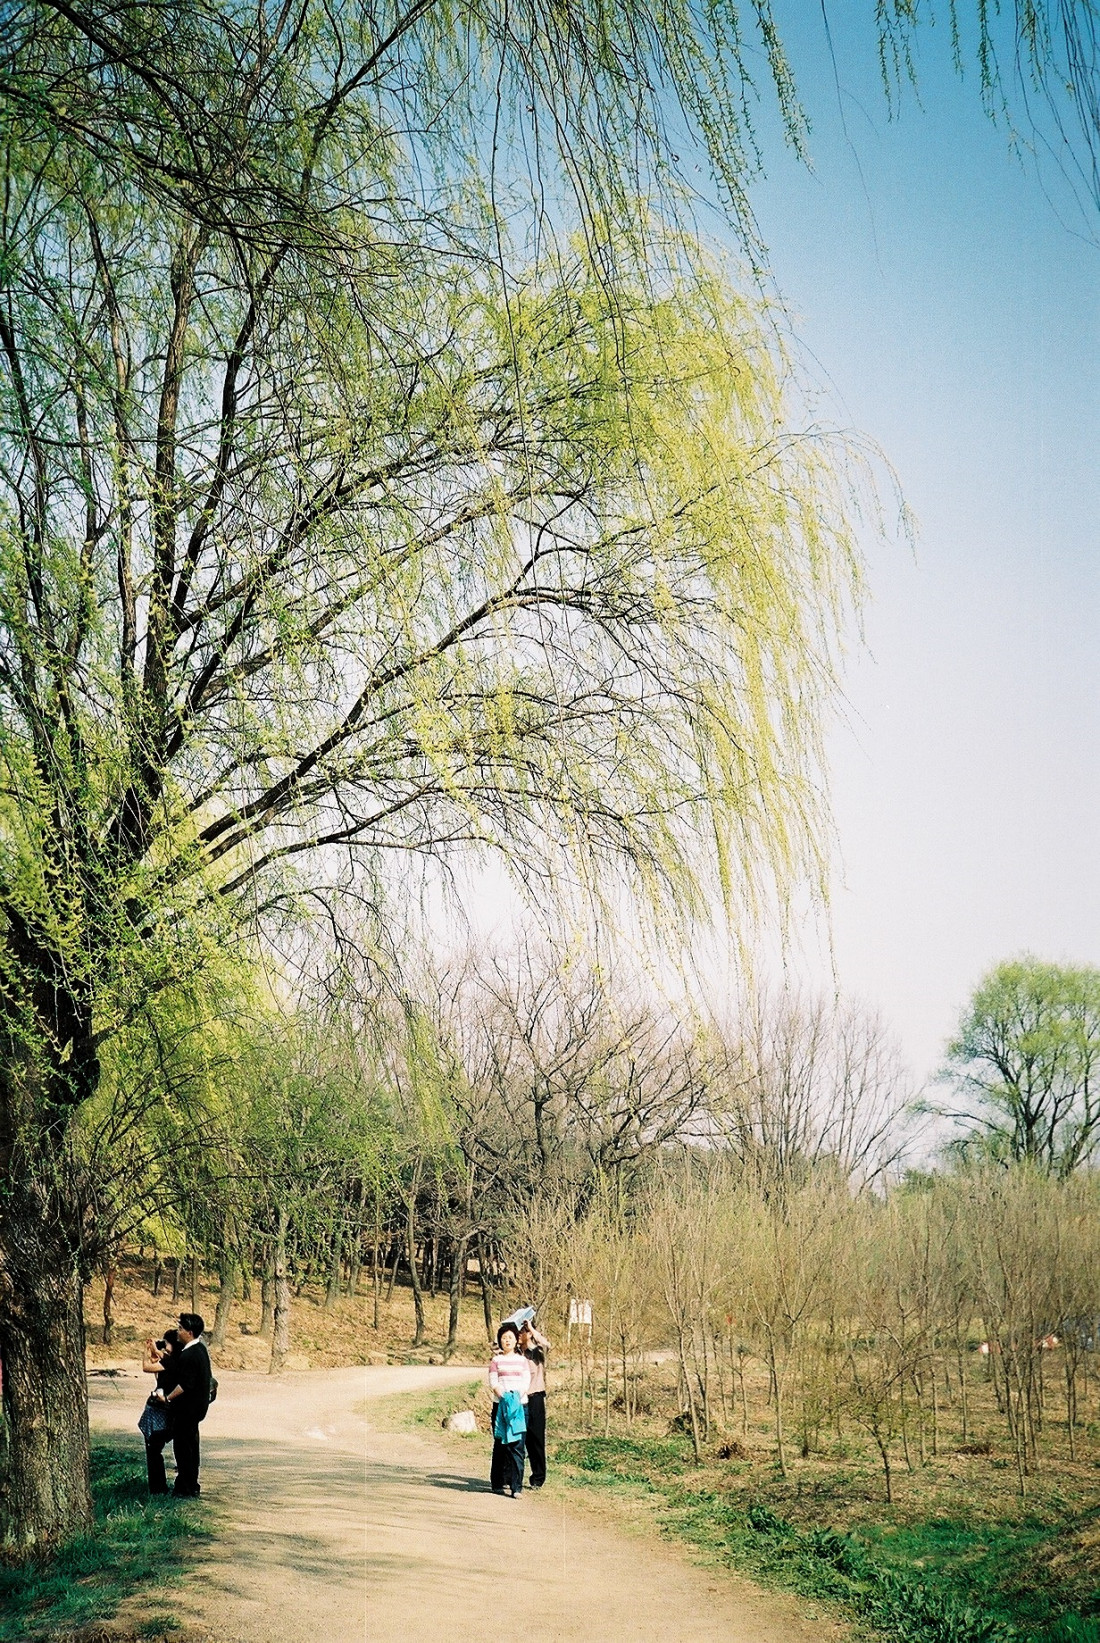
[0,1212,93,1548]
[0,969,98,1549]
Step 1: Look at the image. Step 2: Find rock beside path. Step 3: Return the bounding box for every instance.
[445,1409,478,1432]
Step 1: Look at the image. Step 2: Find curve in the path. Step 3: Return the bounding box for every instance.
[89,1366,843,1643]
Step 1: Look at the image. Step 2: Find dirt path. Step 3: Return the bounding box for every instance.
[89,1367,841,1643]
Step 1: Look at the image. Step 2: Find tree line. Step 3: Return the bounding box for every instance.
[90,949,1100,1520]
[101,949,1100,1445]
[528,1156,1100,1503]
[86,951,911,1368]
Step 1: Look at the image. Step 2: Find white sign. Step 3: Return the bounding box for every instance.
[569,1299,593,1326]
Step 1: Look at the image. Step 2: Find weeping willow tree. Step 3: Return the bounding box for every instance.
[0,0,868,1546]
[875,1,1100,222]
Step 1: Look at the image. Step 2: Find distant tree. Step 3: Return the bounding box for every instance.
[716,992,910,1190]
[437,944,716,1200]
[940,959,1100,1177]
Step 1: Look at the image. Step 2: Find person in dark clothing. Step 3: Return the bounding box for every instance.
[156,1312,212,1497]
[140,1329,180,1494]
[518,1320,550,1488]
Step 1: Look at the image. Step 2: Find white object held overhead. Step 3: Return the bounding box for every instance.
[503,1305,536,1329]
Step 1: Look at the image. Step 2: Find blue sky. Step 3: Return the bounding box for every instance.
[741,2,1100,1082]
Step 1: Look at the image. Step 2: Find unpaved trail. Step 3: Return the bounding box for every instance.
[89,1367,842,1643]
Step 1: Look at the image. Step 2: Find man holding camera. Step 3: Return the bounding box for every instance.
[148,1313,213,1498]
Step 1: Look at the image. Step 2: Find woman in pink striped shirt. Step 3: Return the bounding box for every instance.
[488,1322,531,1496]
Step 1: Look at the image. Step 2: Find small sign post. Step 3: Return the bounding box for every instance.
[567,1298,593,1344]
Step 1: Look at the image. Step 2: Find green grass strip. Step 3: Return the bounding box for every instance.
[740,1502,1014,1643]
[0,1437,212,1640]
[553,1433,1100,1643]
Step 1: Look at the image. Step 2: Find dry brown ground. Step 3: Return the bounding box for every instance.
[553,1346,1100,1528]
[85,1255,490,1373]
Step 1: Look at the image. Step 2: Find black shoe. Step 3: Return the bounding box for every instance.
[491,1487,506,1494]
[529,1481,544,1489]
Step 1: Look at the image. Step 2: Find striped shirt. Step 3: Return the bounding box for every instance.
[488,1350,531,1403]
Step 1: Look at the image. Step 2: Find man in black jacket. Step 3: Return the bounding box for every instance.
[162,1312,213,1498]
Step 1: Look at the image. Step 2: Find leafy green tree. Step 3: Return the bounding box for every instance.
[941,959,1100,1177]
[0,0,865,1546]
[235,1025,373,1371]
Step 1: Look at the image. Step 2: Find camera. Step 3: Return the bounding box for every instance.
[155,1339,167,1352]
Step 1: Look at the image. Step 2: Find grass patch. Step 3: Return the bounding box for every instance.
[363,1377,483,1434]
[550,1429,1100,1643]
[0,1438,212,1641]
[854,1511,1100,1641]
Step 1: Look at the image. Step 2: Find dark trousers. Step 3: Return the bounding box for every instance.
[145,1428,172,1494]
[172,1419,201,1496]
[525,1391,547,1486]
[490,1436,525,1495]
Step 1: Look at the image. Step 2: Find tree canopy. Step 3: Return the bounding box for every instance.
[941,958,1100,1177]
[0,0,867,1547]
